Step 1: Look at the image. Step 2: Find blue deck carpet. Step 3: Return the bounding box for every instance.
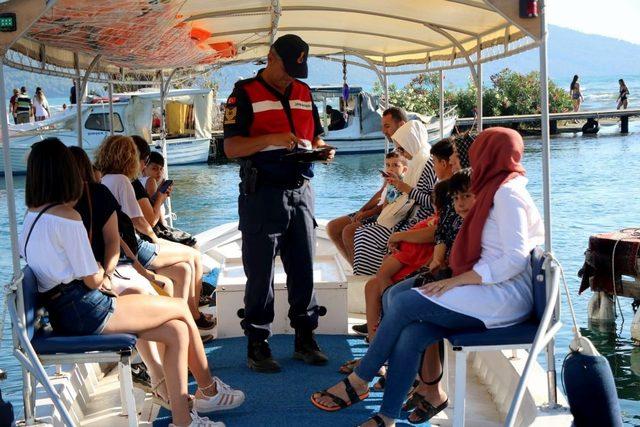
[153,334,429,426]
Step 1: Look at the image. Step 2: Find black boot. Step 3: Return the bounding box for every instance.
[247,339,281,373]
[293,329,329,365]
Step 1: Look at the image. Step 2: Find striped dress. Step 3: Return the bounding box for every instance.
[353,159,437,275]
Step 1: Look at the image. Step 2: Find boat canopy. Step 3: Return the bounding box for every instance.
[313,86,365,95]
[2,0,542,82]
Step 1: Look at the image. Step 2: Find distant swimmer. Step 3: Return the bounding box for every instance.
[570,75,583,113]
[617,79,629,110]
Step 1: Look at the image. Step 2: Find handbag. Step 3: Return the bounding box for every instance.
[376,193,415,229]
[153,221,197,247]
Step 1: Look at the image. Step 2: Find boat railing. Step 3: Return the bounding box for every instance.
[443,105,458,119]
[505,253,563,426]
[7,268,139,426]
[5,271,75,425]
[445,250,563,426]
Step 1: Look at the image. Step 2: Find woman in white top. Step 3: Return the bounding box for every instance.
[33,87,50,121]
[95,135,215,335]
[21,138,244,427]
[311,128,544,427]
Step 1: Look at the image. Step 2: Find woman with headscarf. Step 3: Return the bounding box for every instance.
[311,127,544,427]
[352,120,437,276]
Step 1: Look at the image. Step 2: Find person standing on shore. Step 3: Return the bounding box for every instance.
[9,88,19,124]
[570,75,583,112]
[223,34,334,373]
[70,84,76,105]
[617,79,629,110]
[33,87,51,121]
[15,87,33,124]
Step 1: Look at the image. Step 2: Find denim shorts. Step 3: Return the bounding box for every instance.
[136,237,159,268]
[43,281,116,335]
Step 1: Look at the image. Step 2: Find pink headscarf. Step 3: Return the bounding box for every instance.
[449,127,526,276]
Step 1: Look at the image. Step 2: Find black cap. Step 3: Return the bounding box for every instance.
[272,34,309,79]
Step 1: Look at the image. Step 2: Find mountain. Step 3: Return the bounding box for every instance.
[4,25,640,100]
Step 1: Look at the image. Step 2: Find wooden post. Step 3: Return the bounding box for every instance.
[549,119,558,135]
[621,115,629,134]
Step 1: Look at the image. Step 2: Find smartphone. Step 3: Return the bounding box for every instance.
[379,169,390,178]
[158,179,174,194]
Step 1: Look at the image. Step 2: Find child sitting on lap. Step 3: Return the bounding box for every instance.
[351,151,408,224]
[362,180,449,341]
[416,168,475,285]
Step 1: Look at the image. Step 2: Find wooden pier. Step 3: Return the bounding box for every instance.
[457,108,640,134]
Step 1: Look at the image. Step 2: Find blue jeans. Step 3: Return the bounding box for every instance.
[354,277,486,418]
[44,281,116,335]
[381,277,415,313]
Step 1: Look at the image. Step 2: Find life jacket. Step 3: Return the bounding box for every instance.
[238,76,316,182]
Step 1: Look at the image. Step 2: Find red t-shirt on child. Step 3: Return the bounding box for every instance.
[390,215,438,282]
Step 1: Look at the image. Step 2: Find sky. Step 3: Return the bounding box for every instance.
[546,0,640,45]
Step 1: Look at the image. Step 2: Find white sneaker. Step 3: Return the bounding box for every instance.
[169,410,225,427]
[213,376,243,396]
[193,380,245,413]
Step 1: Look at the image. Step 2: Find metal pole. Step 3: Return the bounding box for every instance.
[75,78,83,147]
[1,60,34,424]
[383,60,390,155]
[322,97,328,132]
[383,60,389,109]
[159,70,175,227]
[538,0,558,407]
[108,82,114,136]
[476,39,483,131]
[0,70,21,278]
[439,69,444,139]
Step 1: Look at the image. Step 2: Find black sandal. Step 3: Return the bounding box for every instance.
[357,414,386,427]
[405,342,445,411]
[339,358,360,374]
[402,391,422,412]
[373,375,386,391]
[408,396,449,424]
[311,377,370,412]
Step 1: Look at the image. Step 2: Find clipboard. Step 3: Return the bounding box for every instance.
[281,146,336,163]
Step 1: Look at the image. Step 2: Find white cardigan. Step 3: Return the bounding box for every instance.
[417,176,545,328]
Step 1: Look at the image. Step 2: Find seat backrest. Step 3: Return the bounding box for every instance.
[22,266,42,341]
[530,247,547,322]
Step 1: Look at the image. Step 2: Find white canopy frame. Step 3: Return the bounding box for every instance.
[0,1,559,424]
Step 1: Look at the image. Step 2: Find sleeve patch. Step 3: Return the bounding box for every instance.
[224,106,237,124]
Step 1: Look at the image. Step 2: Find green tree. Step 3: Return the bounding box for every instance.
[374,68,573,119]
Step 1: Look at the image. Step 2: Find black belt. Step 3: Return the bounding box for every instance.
[40,280,81,302]
[259,177,308,190]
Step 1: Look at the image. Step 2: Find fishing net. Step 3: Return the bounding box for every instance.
[26,0,237,70]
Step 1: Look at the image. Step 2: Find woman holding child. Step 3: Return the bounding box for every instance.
[352,120,437,276]
[311,127,545,427]
[21,138,244,427]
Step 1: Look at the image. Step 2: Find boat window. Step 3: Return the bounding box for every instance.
[85,113,124,132]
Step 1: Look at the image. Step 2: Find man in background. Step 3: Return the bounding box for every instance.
[15,87,33,124]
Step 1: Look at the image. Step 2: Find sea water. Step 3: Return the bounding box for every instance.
[0,120,638,425]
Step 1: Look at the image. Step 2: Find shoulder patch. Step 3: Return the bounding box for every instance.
[227,96,236,105]
[224,105,237,125]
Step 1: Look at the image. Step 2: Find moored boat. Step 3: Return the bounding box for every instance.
[312,86,457,154]
[1,88,214,174]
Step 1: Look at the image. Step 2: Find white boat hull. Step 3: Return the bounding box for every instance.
[324,116,457,154]
[25,220,572,426]
[0,134,210,174]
